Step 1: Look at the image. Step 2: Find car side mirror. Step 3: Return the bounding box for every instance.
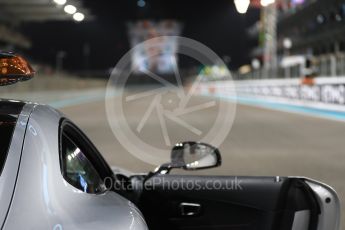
[0,52,35,86]
[146,142,222,180]
[171,142,221,170]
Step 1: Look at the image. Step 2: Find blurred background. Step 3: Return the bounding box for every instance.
[1,0,345,225]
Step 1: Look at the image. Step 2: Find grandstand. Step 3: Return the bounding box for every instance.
[242,0,345,79]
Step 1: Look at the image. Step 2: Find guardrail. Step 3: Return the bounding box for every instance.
[198,76,345,113]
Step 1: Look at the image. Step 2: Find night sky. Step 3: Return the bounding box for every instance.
[20,0,260,72]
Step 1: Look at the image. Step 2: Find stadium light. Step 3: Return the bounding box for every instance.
[261,0,275,7]
[234,0,250,14]
[53,0,66,5]
[64,5,77,14]
[73,12,85,22]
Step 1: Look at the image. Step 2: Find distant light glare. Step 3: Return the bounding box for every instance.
[73,12,85,22]
[283,38,292,49]
[53,0,66,5]
[137,0,146,8]
[335,14,342,22]
[64,5,77,14]
[316,14,325,24]
[234,0,250,14]
[261,0,275,7]
[239,65,251,75]
[251,59,260,69]
[291,0,304,5]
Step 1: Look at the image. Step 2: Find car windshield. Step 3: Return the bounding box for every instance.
[0,102,24,175]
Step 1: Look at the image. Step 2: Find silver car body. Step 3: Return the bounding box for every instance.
[0,101,340,229]
[0,102,148,230]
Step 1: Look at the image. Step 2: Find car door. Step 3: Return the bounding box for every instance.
[138,174,337,230]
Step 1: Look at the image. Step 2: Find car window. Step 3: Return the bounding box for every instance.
[61,132,107,194]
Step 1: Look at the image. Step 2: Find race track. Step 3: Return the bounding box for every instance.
[59,90,345,225]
